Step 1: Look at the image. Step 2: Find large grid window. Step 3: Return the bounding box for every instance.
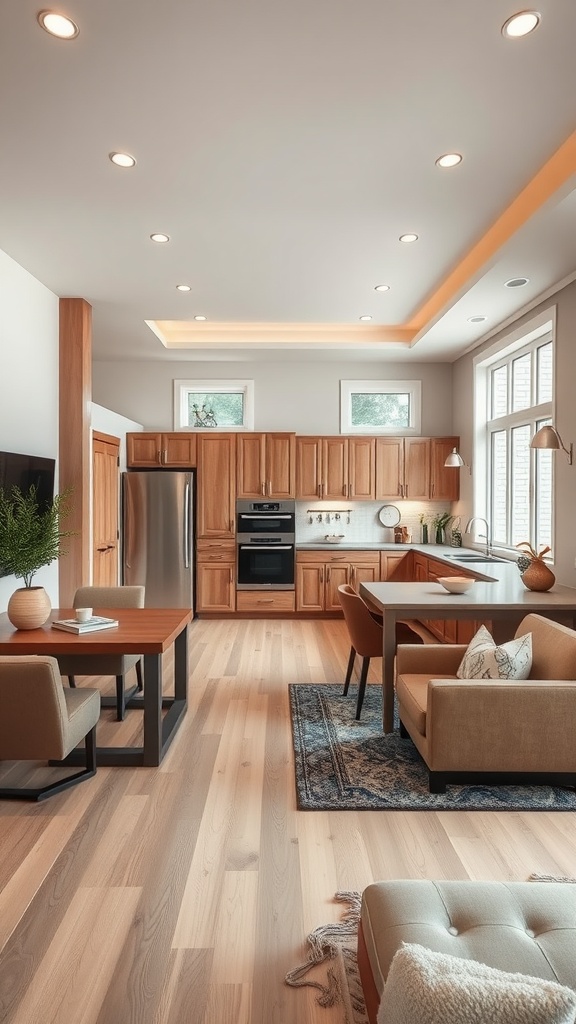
[486,338,553,553]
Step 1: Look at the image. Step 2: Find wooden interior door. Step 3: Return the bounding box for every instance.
[92,432,120,586]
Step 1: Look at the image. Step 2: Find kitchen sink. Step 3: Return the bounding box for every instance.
[444,554,505,563]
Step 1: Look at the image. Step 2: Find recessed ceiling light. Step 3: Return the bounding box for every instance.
[467,315,487,324]
[374,284,390,292]
[502,10,541,38]
[109,152,136,168]
[150,233,170,243]
[359,315,373,321]
[194,315,207,321]
[176,284,191,292]
[504,277,530,288]
[399,233,418,243]
[435,153,463,168]
[37,11,79,38]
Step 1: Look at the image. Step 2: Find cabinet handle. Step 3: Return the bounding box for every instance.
[157,451,162,464]
[261,482,266,495]
[327,567,331,581]
[320,567,324,582]
[431,483,435,496]
[317,483,322,498]
[268,480,272,496]
[209,554,223,559]
[257,599,274,604]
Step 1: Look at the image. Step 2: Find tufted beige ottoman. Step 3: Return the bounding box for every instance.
[358,879,576,1024]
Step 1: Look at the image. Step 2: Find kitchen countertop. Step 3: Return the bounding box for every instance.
[296,542,512,579]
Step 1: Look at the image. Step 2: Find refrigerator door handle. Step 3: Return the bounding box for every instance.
[184,480,191,569]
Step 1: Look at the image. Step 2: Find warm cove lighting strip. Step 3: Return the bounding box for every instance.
[146,129,576,351]
[406,130,576,336]
[146,321,416,348]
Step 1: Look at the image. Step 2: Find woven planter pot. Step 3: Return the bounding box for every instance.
[7,586,52,629]
[520,559,555,593]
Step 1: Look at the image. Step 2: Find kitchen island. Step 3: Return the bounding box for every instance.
[360,552,576,733]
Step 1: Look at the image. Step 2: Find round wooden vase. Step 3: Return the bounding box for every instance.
[7,586,52,629]
[520,559,555,592]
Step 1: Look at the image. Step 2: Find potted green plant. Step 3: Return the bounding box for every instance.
[0,484,73,629]
[430,511,452,545]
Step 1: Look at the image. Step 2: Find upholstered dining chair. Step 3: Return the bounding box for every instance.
[338,584,423,720]
[0,655,100,801]
[57,585,145,722]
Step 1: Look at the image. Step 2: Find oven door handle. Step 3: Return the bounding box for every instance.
[239,545,294,550]
[238,514,293,520]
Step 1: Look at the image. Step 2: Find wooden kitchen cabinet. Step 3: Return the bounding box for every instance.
[196,433,236,539]
[412,552,486,642]
[296,436,375,500]
[381,551,410,580]
[196,539,236,613]
[375,435,460,501]
[375,437,430,500]
[126,431,197,468]
[236,432,295,498]
[296,549,379,612]
[430,436,460,501]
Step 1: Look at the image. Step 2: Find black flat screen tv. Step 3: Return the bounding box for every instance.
[0,450,56,579]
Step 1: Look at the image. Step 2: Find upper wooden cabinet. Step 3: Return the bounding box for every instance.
[196,433,236,539]
[430,436,461,501]
[375,437,430,500]
[236,432,295,499]
[375,436,459,501]
[127,432,197,468]
[296,436,375,500]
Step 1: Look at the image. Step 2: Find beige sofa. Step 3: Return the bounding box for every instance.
[395,613,576,793]
[359,879,576,1024]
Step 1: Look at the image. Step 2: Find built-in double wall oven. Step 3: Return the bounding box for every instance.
[236,500,296,590]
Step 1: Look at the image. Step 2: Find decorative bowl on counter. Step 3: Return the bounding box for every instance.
[437,576,474,594]
[324,534,345,544]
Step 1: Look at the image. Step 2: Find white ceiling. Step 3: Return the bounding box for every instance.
[1,0,576,363]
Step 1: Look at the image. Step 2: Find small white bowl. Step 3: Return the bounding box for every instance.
[325,534,345,544]
[437,576,473,594]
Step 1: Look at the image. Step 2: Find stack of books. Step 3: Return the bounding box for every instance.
[52,615,119,634]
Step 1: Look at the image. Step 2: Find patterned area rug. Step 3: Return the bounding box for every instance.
[289,684,576,811]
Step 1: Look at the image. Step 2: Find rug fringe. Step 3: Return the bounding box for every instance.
[285,891,362,1007]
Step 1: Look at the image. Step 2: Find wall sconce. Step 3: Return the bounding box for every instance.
[443,446,472,473]
[530,425,573,464]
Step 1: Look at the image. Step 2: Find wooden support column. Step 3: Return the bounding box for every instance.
[59,298,92,605]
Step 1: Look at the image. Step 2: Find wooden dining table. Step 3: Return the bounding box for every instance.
[0,607,192,767]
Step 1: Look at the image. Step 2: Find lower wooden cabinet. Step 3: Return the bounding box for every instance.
[196,540,236,613]
[236,591,296,613]
[296,550,380,612]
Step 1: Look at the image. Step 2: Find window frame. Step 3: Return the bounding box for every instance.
[473,309,555,557]
[173,379,255,431]
[339,379,422,435]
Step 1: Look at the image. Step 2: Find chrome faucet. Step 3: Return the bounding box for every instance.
[465,516,492,557]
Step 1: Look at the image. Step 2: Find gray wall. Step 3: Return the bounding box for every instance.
[92,358,454,436]
[453,278,576,586]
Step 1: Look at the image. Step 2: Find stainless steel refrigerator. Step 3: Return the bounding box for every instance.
[122,471,195,612]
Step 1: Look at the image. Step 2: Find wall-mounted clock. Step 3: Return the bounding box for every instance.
[378,504,401,528]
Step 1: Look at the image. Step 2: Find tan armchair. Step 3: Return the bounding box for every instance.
[0,655,100,801]
[395,613,576,793]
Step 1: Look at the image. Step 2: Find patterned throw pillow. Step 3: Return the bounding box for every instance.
[376,942,576,1024]
[456,625,532,680]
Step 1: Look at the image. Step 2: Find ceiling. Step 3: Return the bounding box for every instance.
[1,1,576,364]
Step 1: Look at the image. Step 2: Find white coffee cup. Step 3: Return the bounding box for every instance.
[75,607,93,623]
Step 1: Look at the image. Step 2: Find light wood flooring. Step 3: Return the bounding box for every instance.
[1,617,576,1024]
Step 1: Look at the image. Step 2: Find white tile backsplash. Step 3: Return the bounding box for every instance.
[296,500,458,545]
